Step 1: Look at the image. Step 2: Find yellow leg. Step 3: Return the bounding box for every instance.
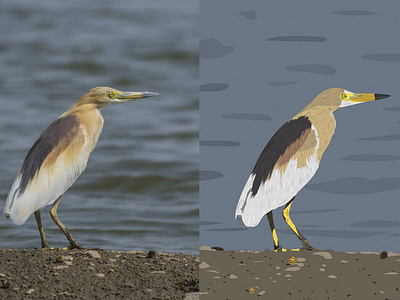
[34,210,49,249]
[282,197,315,251]
[50,196,83,249]
[267,211,286,252]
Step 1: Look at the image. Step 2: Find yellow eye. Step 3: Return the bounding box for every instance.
[340,93,347,100]
[109,92,114,98]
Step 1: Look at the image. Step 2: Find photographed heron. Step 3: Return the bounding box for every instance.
[235,88,390,252]
[3,87,158,249]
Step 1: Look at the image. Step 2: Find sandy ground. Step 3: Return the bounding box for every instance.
[0,248,199,300]
[200,246,400,299]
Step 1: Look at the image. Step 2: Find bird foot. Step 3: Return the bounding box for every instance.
[68,243,84,250]
[300,244,316,251]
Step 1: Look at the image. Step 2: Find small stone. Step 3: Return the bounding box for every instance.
[319,268,325,272]
[211,247,224,251]
[53,265,68,270]
[314,251,333,260]
[258,290,266,296]
[297,257,306,262]
[0,273,6,278]
[86,250,101,259]
[229,274,238,279]
[380,290,386,294]
[327,275,337,279]
[206,270,219,273]
[255,277,260,280]
[340,260,348,263]
[285,274,292,278]
[199,262,210,269]
[200,246,215,251]
[2,279,11,289]
[96,273,105,278]
[388,251,398,257]
[384,272,398,275]
[147,250,156,258]
[212,276,220,279]
[380,251,388,259]
[26,289,34,294]
[109,258,117,262]
[285,266,300,272]
[151,271,165,274]
[276,266,280,270]
[297,263,304,267]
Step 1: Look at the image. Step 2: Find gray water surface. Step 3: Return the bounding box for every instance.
[0,0,198,255]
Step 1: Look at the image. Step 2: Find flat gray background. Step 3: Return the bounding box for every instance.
[200,0,400,252]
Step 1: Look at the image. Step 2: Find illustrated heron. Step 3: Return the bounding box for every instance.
[235,88,390,252]
[3,87,158,249]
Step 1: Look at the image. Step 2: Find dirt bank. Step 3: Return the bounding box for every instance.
[0,248,198,299]
[200,246,400,299]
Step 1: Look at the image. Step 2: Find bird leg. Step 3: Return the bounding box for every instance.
[34,210,49,249]
[267,211,285,252]
[50,196,83,249]
[282,197,315,251]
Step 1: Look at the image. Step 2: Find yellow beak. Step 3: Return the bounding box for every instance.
[118,91,159,102]
[349,93,390,103]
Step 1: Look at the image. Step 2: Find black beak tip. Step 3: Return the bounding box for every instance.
[375,94,391,100]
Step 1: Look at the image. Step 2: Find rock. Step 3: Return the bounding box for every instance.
[26,289,34,294]
[185,292,199,300]
[199,246,215,251]
[86,250,101,259]
[327,275,337,279]
[380,251,388,259]
[211,247,224,251]
[340,260,348,263]
[297,257,306,262]
[313,251,333,260]
[199,262,210,269]
[257,290,265,296]
[384,272,398,275]
[95,273,105,278]
[53,265,68,270]
[319,268,325,272]
[229,274,238,279]
[147,250,156,258]
[151,271,165,274]
[285,266,300,272]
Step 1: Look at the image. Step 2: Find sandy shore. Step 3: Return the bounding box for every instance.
[200,246,400,299]
[0,248,198,299]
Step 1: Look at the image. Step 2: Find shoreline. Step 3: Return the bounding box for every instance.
[200,246,400,299]
[0,248,199,299]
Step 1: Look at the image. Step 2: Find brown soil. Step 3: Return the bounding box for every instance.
[200,246,400,299]
[0,248,198,300]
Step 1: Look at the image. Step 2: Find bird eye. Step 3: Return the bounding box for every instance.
[109,92,114,98]
[340,93,347,100]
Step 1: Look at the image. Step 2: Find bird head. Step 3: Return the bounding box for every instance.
[305,88,390,111]
[78,87,159,109]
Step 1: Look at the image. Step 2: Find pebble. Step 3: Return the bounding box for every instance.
[327,275,337,279]
[380,251,388,259]
[285,266,300,272]
[255,277,260,280]
[151,271,165,274]
[285,274,292,278]
[276,266,280,270]
[199,262,210,269]
[340,260,348,263]
[384,272,398,275]
[206,270,219,273]
[96,273,105,278]
[319,268,325,272]
[313,251,333,260]
[2,279,11,289]
[212,276,220,279]
[229,274,238,279]
[26,289,34,294]
[86,250,101,259]
[297,257,306,262]
[199,246,215,251]
[147,250,156,258]
[53,265,68,270]
[258,291,266,296]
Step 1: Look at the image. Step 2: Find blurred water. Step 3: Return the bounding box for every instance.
[0,0,198,255]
